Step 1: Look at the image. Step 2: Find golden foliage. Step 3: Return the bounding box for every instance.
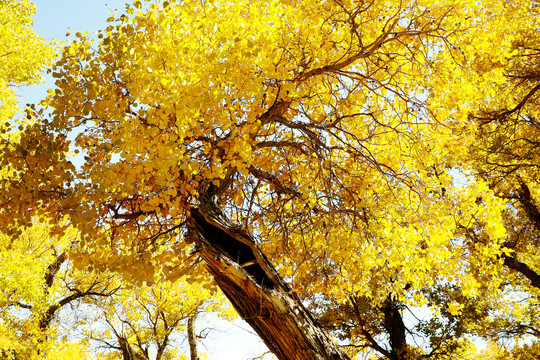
[2,0,540,358]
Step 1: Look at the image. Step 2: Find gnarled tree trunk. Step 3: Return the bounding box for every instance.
[186,199,351,360]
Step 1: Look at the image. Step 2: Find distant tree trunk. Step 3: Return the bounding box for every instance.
[187,196,351,360]
[381,298,408,360]
[118,335,147,360]
[119,336,136,360]
[187,311,201,360]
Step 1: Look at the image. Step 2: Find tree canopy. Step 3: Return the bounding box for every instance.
[1,0,540,359]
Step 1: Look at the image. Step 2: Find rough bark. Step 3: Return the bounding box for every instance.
[187,203,351,360]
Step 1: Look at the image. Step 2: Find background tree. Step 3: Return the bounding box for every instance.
[0,220,119,359]
[0,1,60,358]
[82,274,234,360]
[462,4,540,352]
[0,0,52,127]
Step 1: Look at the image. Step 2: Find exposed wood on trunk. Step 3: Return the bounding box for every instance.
[187,201,351,360]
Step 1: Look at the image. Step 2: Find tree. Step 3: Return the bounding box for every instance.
[82,273,233,360]
[0,217,233,360]
[2,0,540,359]
[0,0,53,127]
[0,0,53,192]
[0,2,64,358]
[460,6,540,350]
[0,220,119,359]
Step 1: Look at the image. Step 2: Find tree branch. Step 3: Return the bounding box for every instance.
[503,255,540,289]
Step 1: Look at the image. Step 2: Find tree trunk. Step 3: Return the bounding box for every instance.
[119,336,137,360]
[382,298,407,360]
[187,202,351,360]
[187,311,201,360]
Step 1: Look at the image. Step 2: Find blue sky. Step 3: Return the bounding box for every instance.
[18,1,272,359]
[19,0,127,105]
[33,0,126,42]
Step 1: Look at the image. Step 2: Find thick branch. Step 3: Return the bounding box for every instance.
[358,327,392,359]
[503,255,540,289]
[248,165,302,198]
[517,180,540,232]
[497,180,540,289]
[39,285,119,330]
[294,21,397,82]
[118,335,146,360]
[498,82,540,119]
[258,100,292,125]
[44,251,68,289]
